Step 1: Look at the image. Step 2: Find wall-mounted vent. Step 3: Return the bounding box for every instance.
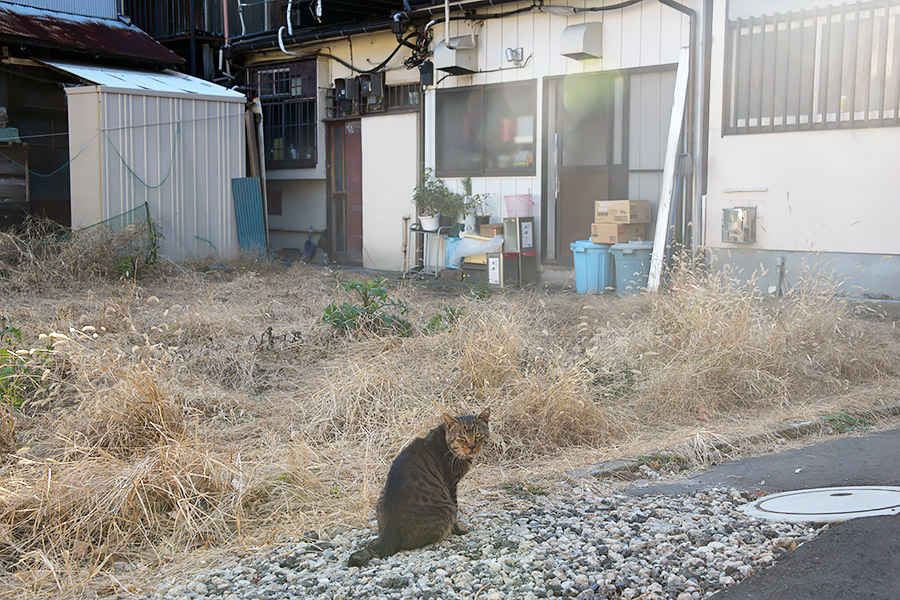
[434,36,478,75]
[560,22,602,60]
[722,207,757,243]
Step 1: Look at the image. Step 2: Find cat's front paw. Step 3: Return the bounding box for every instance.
[451,521,469,535]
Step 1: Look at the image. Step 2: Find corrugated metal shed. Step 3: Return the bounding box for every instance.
[43,61,243,98]
[63,62,246,260]
[0,2,182,65]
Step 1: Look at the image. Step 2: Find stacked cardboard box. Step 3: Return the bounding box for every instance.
[590,200,650,244]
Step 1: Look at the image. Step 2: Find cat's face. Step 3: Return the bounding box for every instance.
[442,409,490,459]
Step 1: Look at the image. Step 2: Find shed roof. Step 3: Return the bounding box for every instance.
[44,60,244,100]
[0,2,183,65]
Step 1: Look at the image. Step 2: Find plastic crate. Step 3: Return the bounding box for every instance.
[443,236,463,269]
[570,240,613,294]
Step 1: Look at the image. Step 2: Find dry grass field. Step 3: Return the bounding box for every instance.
[1,226,899,598]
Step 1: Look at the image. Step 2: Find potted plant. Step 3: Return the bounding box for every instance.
[412,168,464,231]
[461,176,492,233]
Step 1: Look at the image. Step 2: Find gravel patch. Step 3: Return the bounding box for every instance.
[141,484,825,600]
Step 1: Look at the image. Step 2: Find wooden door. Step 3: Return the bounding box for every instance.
[327,120,363,264]
[552,72,627,264]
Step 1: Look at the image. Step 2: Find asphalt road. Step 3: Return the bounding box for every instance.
[628,428,900,600]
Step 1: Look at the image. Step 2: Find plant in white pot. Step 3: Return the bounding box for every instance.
[461,176,492,233]
[412,168,464,231]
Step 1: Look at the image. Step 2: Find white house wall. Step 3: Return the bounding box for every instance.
[66,86,245,260]
[361,112,418,271]
[705,0,900,297]
[246,36,419,251]
[429,0,699,258]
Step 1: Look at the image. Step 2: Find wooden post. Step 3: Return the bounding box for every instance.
[648,46,690,293]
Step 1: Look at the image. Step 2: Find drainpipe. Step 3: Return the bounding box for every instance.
[656,0,700,252]
[189,0,198,77]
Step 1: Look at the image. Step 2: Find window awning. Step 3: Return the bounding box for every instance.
[41,60,245,100]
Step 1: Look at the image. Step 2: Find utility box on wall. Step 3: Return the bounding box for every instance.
[434,36,478,75]
[722,207,757,243]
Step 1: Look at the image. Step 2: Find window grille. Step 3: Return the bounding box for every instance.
[724,0,900,134]
[386,83,421,112]
[250,61,317,168]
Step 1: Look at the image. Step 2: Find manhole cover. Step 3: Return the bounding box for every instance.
[741,486,900,523]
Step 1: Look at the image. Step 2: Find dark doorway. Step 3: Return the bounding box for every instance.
[327,119,363,264]
[545,72,627,265]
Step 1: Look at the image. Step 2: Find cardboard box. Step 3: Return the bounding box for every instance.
[590,223,646,244]
[594,200,651,223]
[480,223,504,238]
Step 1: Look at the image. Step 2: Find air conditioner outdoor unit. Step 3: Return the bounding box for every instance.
[434,36,478,75]
[722,207,757,243]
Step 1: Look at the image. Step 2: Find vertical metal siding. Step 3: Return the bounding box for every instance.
[98,90,245,260]
[9,0,118,19]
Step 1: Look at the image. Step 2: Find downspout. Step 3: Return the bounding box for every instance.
[657,0,698,251]
[699,0,713,250]
[189,0,198,77]
[444,0,460,49]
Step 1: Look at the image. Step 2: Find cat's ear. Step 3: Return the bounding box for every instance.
[477,408,490,423]
[441,413,458,427]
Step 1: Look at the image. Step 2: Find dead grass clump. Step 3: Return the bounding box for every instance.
[589,254,893,420]
[0,216,155,293]
[490,361,619,458]
[62,372,186,457]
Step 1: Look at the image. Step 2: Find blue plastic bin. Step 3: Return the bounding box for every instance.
[570,240,613,294]
[611,241,654,295]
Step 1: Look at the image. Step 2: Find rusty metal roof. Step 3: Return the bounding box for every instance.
[0,4,183,65]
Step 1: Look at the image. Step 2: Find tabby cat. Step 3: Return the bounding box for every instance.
[347,409,491,567]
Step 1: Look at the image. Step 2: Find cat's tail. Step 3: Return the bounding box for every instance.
[347,535,397,567]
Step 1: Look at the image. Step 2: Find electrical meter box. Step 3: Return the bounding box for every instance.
[722,207,757,243]
[334,78,358,111]
[358,73,383,105]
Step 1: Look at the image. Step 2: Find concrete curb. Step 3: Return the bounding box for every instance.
[567,401,900,481]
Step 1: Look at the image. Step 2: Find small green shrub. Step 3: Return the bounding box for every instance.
[822,412,874,433]
[0,316,52,406]
[322,278,412,337]
[469,280,492,301]
[424,306,466,335]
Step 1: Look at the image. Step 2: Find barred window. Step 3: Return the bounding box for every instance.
[251,61,317,168]
[724,1,900,134]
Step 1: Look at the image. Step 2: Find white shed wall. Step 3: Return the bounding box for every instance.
[66,86,246,260]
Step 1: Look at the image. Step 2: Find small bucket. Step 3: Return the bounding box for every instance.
[504,194,534,218]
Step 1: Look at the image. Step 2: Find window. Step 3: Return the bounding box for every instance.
[724,1,900,134]
[386,83,421,112]
[436,81,536,176]
[251,61,317,168]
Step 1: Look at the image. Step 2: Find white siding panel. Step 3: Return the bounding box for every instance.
[620,4,643,68]
[639,2,663,66]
